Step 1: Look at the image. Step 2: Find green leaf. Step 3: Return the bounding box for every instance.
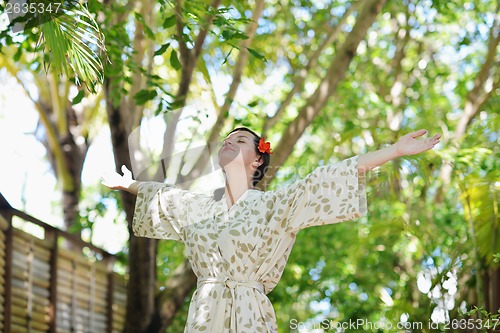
[493,253,500,263]
[71,89,85,105]
[133,89,157,105]
[134,12,145,24]
[247,100,259,107]
[155,100,164,115]
[154,43,170,56]
[134,12,154,39]
[167,98,185,110]
[246,47,267,62]
[221,46,234,65]
[41,20,69,74]
[144,26,155,39]
[170,49,182,70]
[163,15,176,29]
[196,55,213,90]
[213,16,225,27]
[13,47,23,61]
[221,29,248,41]
[35,2,107,93]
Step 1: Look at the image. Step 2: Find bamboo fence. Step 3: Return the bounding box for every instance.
[0,194,127,333]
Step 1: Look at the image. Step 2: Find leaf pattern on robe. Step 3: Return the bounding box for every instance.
[132,156,367,332]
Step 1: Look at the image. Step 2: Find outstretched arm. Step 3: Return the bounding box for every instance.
[101,165,140,195]
[358,129,441,174]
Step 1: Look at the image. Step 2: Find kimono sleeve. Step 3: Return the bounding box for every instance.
[277,155,368,233]
[132,181,191,241]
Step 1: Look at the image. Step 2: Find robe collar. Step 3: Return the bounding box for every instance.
[213,188,262,217]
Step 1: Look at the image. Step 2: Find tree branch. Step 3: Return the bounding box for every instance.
[453,17,500,142]
[259,0,388,189]
[128,0,153,132]
[177,0,266,185]
[263,1,359,135]
[174,0,190,62]
[192,0,222,58]
[2,61,71,189]
[435,14,499,201]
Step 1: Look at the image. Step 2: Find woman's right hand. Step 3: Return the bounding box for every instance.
[101,165,138,194]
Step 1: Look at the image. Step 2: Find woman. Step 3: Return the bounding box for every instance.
[101,127,441,332]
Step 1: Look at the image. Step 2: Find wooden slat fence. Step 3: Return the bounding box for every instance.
[0,194,127,333]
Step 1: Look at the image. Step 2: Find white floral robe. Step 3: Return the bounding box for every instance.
[132,156,368,332]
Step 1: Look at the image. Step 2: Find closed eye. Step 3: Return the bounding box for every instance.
[222,135,250,145]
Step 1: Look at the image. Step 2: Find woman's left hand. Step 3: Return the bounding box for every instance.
[394,129,441,157]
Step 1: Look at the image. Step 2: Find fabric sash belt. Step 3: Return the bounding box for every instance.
[197,277,264,293]
[197,277,264,332]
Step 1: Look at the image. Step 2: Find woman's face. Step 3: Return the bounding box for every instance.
[217,131,260,170]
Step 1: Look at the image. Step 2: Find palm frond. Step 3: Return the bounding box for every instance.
[460,175,500,266]
[39,1,107,93]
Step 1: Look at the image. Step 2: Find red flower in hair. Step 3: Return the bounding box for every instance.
[258,137,273,154]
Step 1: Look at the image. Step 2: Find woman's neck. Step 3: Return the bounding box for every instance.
[223,171,254,208]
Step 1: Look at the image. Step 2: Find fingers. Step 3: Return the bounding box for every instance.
[409,129,428,138]
[432,133,441,145]
[101,181,111,188]
[121,165,134,181]
[422,134,441,151]
[100,172,114,188]
[409,130,442,145]
[100,172,111,182]
[121,165,130,176]
[100,176,112,188]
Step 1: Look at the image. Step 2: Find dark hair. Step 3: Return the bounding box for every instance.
[226,127,271,186]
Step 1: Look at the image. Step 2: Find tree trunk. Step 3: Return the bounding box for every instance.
[59,133,86,230]
[105,79,159,332]
[483,267,490,312]
[148,260,197,332]
[492,267,500,314]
